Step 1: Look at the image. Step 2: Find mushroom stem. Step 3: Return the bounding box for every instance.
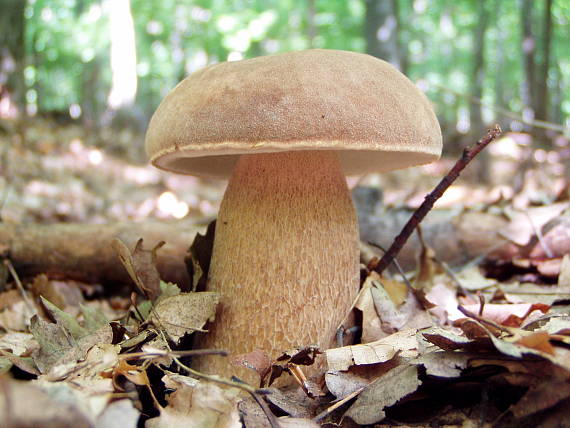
[194,150,360,383]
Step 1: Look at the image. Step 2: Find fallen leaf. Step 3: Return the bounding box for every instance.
[95,399,140,428]
[0,379,92,427]
[230,348,272,384]
[326,329,418,372]
[185,220,216,292]
[150,291,220,342]
[500,203,569,246]
[516,331,555,355]
[146,380,241,428]
[414,350,470,378]
[344,364,421,425]
[511,379,570,418]
[112,238,164,301]
[30,300,113,374]
[559,254,570,286]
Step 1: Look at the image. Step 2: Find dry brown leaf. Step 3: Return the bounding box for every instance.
[500,203,569,246]
[112,238,164,301]
[370,278,432,336]
[0,299,33,331]
[185,220,216,291]
[460,302,549,327]
[150,291,219,342]
[114,359,150,387]
[511,379,570,418]
[146,381,241,428]
[414,350,470,378]
[515,331,556,355]
[0,379,92,427]
[529,216,570,259]
[95,399,139,428]
[230,348,272,384]
[559,254,570,286]
[0,331,37,356]
[31,274,84,312]
[354,275,384,342]
[326,329,418,372]
[344,364,421,425]
[325,370,371,400]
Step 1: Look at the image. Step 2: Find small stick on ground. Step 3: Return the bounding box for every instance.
[369,125,502,276]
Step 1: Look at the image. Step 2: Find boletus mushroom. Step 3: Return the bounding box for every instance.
[145,49,442,383]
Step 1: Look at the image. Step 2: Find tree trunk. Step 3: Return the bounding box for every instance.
[0,0,26,117]
[364,0,402,69]
[534,0,553,124]
[493,1,509,130]
[520,0,536,120]
[469,0,489,134]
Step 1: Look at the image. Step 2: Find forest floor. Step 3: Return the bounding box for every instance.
[0,118,569,427]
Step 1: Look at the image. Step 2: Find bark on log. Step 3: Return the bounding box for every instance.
[0,209,519,290]
[0,222,199,290]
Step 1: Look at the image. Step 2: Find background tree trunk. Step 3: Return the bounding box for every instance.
[364,0,402,69]
[0,0,27,117]
[469,0,489,135]
[520,0,536,122]
[534,0,552,125]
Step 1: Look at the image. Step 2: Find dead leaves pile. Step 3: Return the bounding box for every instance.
[0,210,569,427]
[0,238,223,427]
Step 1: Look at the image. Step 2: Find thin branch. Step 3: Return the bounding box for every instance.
[457,304,512,334]
[370,125,502,276]
[4,259,35,314]
[313,386,365,422]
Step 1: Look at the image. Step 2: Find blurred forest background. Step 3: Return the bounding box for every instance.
[0,0,569,224]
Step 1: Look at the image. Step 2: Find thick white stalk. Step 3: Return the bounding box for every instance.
[194,151,360,383]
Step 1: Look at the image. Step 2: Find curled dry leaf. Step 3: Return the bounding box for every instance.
[112,237,164,301]
[500,203,569,246]
[150,291,220,342]
[326,329,419,372]
[230,348,272,385]
[357,274,432,341]
[185,220,216,292]
[459,302,549,327]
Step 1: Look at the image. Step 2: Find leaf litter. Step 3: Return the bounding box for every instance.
[1,126,570,426]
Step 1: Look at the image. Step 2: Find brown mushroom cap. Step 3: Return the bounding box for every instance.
[145,49,442,178]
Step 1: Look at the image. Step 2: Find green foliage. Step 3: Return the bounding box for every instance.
[13,0,570,131]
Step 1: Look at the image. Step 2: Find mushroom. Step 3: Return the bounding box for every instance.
[145,49,442,382]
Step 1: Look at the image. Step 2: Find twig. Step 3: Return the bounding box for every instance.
[313,386,365,422]
[4,259,35,314]
[370,125,502,276]
[367,241,413,290]
[457,304,512,334]
[118,349,228,360]
[525,211,553,258]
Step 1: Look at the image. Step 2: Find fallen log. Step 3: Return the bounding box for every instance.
[0,222,200,290]
[0,208,519,291]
